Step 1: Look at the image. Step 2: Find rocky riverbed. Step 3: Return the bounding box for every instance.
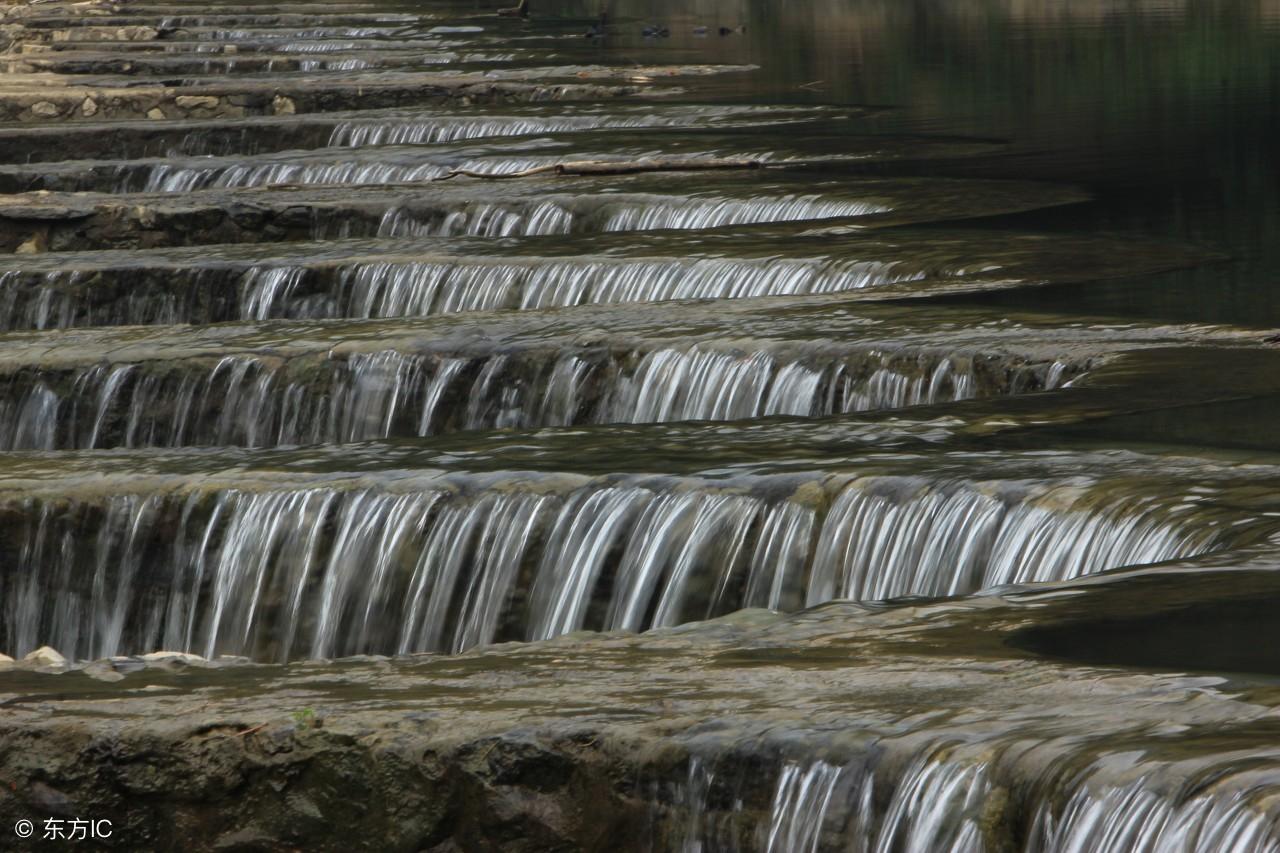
[5,567,1280,851]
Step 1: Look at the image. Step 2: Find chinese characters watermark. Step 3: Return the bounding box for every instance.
[13,817,112,841]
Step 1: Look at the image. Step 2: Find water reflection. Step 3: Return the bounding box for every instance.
[541,0,1280,328]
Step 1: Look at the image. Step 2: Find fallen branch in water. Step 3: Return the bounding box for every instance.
[436,157,764,181]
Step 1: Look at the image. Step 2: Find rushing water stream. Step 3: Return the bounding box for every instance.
[2,0,1280,849]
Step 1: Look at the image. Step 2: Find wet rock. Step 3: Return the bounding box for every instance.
[79,96,97,117]
[29,100,60,118]
[175,95,220,111]
[146,107,165,120]
[22,645,66,667]
[83,661,125,682]
[139,651,206,663]
[272,95,296,116]
[0,587,1279,850]
[14,230,46,254]
[28,782,75,817]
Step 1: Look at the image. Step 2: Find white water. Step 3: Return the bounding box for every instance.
[361,195,890,239]
[140,156,551,192]
[0,347,1076,450]
[0,471,1233,661]
[1031,756,1280,851]
[0,254,927,329]
[325,106,812,147]
[191,26,408,40]
[0,267,230,331]
[674,741,1280,852]
[247,255,923,320]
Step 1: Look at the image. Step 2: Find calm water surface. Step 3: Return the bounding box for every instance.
[540,0,1280,327]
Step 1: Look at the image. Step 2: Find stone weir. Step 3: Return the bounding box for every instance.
[0,126,1006,194]
[0,69,651,123]
[0,443,1276,663]
[0,102,838,162]
[5,568,1280,851]
[3,0,1279,848]
[0,174,1089,253]
[0,309,1099,449]
[2,46,515,76]
[0,227,1213,329]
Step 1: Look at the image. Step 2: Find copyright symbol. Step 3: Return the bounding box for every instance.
[14,819,33,838]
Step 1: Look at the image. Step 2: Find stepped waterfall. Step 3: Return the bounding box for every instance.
[1,469,1253,661]
[1,0,1277,849]
[0,345,1077,449]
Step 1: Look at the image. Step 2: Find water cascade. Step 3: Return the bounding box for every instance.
[137,153,554,192]
[361,195,891,239]
[672,738,1280,852]
[0,346,1080,450]
[325,105,825,148]
[0,470,1251,661]
[2,1,1276,846]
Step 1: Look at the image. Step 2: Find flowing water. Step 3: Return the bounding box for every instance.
[3,0,1280,848]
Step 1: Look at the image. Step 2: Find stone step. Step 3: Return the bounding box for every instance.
[0,102,838,163]
[0,174,1090,252]
[0,228,1215,330]
[0,68,654,122]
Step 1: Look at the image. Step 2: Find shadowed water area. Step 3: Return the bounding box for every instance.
[1,0,1280,850]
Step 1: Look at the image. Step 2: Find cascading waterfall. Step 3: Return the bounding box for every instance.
[137,156,553,193]
[325,106,815,147]
[672,741,1280,852]
[0,254,929,331]
[0,346,1078,450]
[672,744,1021,852]
[0,470,1246,661]
[1029,757,1280,851]
[362,196,891,239]
[0,258,912,333]
[246,255,923,320]
[200,40,360,53]
[295,56,375,71]
[0,267,238,331]
[185,26,411,40]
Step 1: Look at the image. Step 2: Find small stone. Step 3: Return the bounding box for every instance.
[146,107,166,120]
[29,101,60,118]
[83,662,125,683]
[119,26,157,41]
[272,95,296,116]
[15,232,47,254]
[29,782,74,817]
[139,651,205,664]
[132,205,157,228]
[79,97,98,117]
[22,646,66,667]
[174,95,219,110]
